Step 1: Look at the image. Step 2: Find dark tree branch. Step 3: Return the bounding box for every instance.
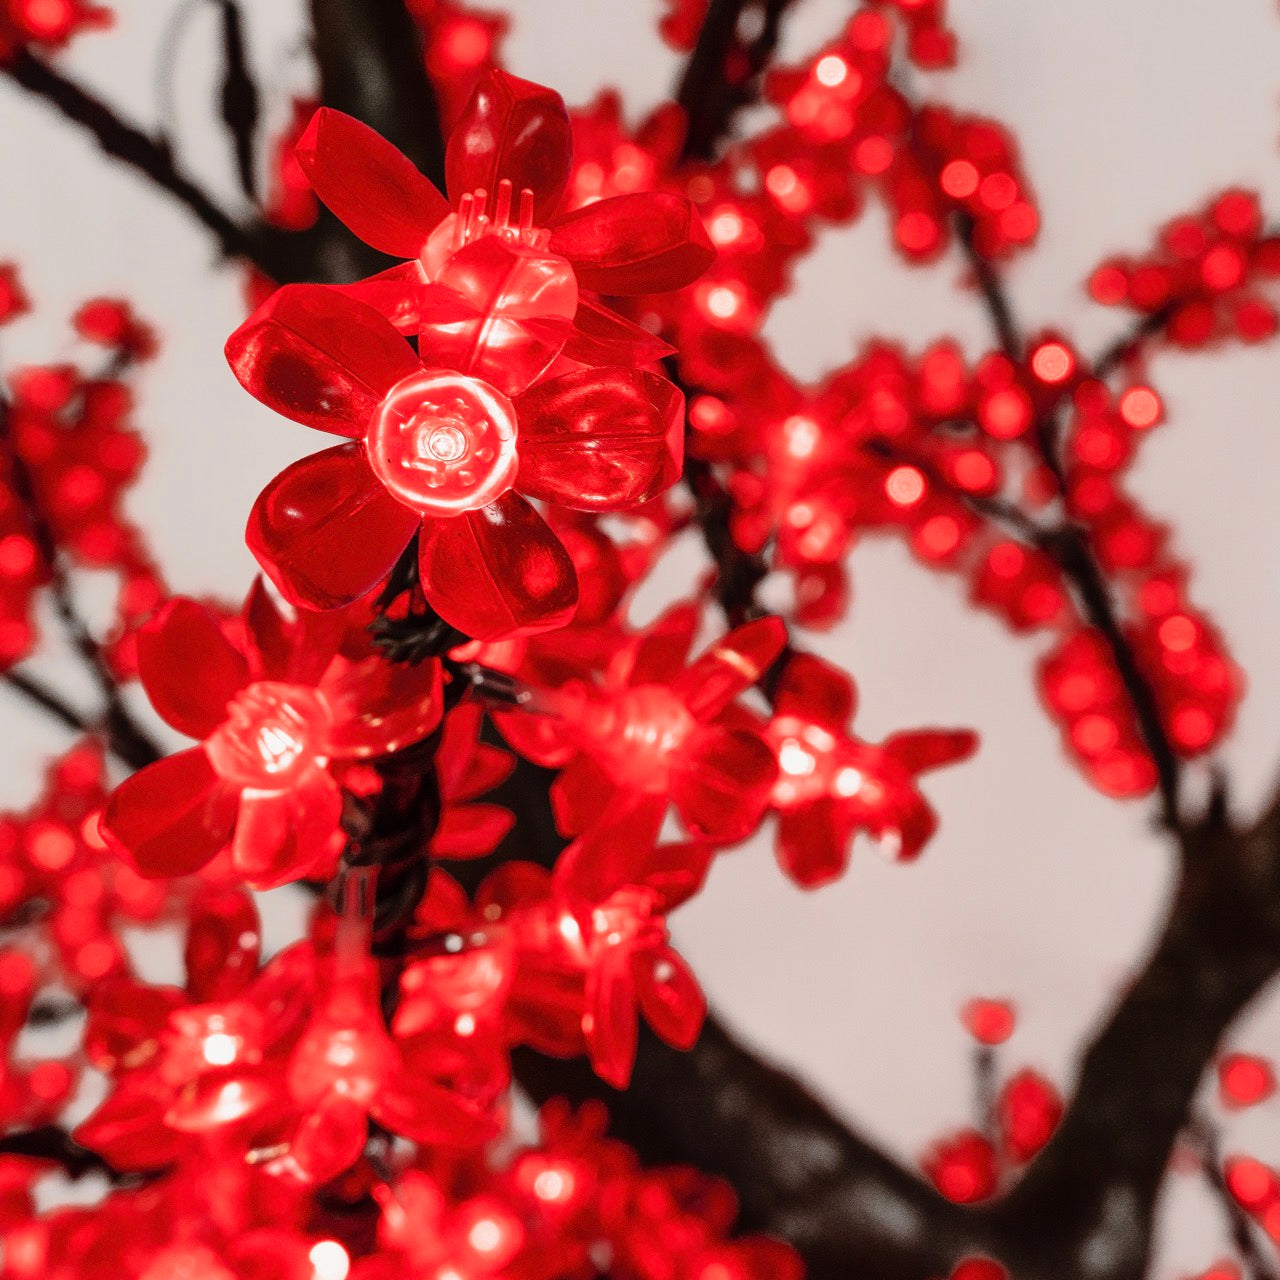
[1,50,263,267]
[215,0,260,201]
[676,0,799,162]
[2,669,92,737]
[1039,524,1181,828]
[1188,1116,1280,1280]
[947,187,1183,826]
[0,1125,130,1181]
[1094,302,1179,381]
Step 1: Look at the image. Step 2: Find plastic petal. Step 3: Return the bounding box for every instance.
[418,492,577,639]
[335,265,454,335]
[137,598,248,739]
[295,107,449,257]
[231,771,343,888]
[553,795,665,903]
[672,726,777,844]
[882,728,979,776]
[583,956,638,1089]
[561,295,677,367]
[673,615,789,722]
[373,1068,499,1146]
[248,443,420,611]
[776,801,850,888]
[424,237,576,395]
[632,945,705,1050]
[515,368,684,510]
[102,749,238,879]
[610,602,699,689]
[225,285,419,435]
[430,804,514,859]
[446,70,572,219]
[772,651,857,735]
[549,752,617,837]
[322,655,443,757]
[184,886,261,1002]
[548,192,715,294]
[243,577,295,682]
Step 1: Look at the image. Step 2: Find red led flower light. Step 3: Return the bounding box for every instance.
[226,283,685,637]
[101,586,442,886]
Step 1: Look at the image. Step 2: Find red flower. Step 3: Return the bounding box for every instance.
[530,608,787,846]
[766,652,977,885]
[294,69,714,359]
[101,584,441,887]
[226,283,685,637]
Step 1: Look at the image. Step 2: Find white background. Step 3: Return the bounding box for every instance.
[3,1,1280,1271]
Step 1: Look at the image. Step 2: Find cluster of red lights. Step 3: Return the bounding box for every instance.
[0,283,164,670]
[1090,191,1280,347]
[921,1000,1063,1203]
[2,0,1276,1276]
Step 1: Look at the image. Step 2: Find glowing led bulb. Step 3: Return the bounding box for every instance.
[205,682,332,789]
[309,1240,350,1280]
[367,370,519,516]
[589,685,696,792]
[202,1032,238,1066]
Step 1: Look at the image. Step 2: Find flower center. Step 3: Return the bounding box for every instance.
[419,179,553,280]
[588,685,696,794]
[205,682,332,790]
[366,370,519,517]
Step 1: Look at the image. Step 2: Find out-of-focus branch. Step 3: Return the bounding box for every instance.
[0,1125,131,1181]
[949,195,1182,826]
[1,49,264,268]
[676,0,799,162]
[0,385,162,771]
[1188,1115,1280,1280]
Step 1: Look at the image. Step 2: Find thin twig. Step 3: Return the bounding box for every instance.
[2,50,265,269]
[1189,1115,1280,1280]
[0,384,163,770]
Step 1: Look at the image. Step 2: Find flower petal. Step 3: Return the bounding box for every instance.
[882,728,979,776]
[102,749,237,879]
[225,284,419,435]
[584,955,638,1089]
[772,652,857,736]
[334,265,454,335]
[672,616,789,722]
[672,725,777,844]
[418,493,577,639]
[430,804,514,860]
[549,752,616,837]
[425,237,576,396]
[445,70,572,219]
[322,654,443,757]
[548,192,715,294]
[232,771,343,889]
[137,598,248,739]
[295,107,449,257]
[632,945,705,1050]
[561,295,677,367]
[515,368,684,510]
[776,801,850,888]
[248,443,420,611]
[553,794,665,902]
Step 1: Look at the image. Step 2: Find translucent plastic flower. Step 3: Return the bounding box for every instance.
[226,284,684,637]
[542,609,788,846]
[767,652,977,885]
[294,69,714,361]
[101,584,442,887]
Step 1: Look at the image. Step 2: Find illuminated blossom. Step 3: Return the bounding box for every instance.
[101,586,441,886]
[226,283,684,638]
